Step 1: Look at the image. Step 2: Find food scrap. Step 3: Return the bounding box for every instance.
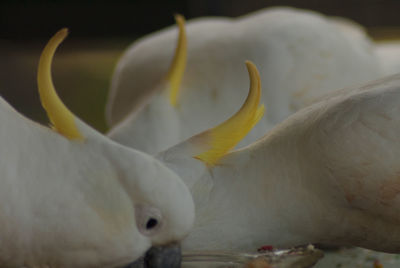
[258,245,274,252]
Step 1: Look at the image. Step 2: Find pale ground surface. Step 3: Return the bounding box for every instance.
[2,31,400,267]
[182,246,323,267]
[316,247,400,267]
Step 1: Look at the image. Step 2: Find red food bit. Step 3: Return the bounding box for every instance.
[257,245,274,252]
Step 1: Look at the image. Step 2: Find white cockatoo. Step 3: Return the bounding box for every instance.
[107,8,382,155]
[156,62,400,253]
[0,29,194,268]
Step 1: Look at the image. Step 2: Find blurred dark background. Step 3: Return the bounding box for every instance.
[1,0,400,132]
[2,0,400,39]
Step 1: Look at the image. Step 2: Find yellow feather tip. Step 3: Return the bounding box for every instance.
[195,61,265,165]
[167,14,187,107]
[37,28,83,140]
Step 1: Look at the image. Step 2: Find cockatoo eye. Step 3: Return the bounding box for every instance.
[146,218,158,230]
[135,204,163,236]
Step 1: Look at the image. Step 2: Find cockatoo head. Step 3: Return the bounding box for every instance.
[36,28,194,267]
[107,14,189,155]
[97,144,195,267]
[106,145,195,246]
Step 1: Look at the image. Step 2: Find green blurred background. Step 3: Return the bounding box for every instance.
[1,0,400,132]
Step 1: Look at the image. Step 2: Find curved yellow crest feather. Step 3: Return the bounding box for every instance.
[166,14,187,107]
[37,28,83,140]
[195,61,265,166]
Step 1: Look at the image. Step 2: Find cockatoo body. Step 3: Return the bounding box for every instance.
[158,72,400,253]
[107,7,382,154]
[0,29,194,268]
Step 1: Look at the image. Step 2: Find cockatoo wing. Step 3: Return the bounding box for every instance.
[226,73,400,252]
[278,73,400,252]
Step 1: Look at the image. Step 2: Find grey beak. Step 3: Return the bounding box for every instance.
[124,243,181,268]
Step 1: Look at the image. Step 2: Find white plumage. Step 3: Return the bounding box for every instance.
[158,73,400,253]
[107,7,382,155]
[0,29,194,268]
[376,41,400,76]
[104,7,400,253]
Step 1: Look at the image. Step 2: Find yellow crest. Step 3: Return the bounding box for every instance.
[194,61,265,166]
[37,28,83,140]
[165,14,187,107]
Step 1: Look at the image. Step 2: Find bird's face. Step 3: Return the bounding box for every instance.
[105,145,195,267]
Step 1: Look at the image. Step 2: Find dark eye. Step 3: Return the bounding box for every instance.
[135,204,163,236]
[146,218,158,230]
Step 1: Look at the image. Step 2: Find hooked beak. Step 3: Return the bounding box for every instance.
[124,243,181,268]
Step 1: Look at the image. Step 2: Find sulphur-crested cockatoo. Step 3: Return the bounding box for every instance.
[107,8,382,155]
[0,29,194,268]
[156,60,400,253]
